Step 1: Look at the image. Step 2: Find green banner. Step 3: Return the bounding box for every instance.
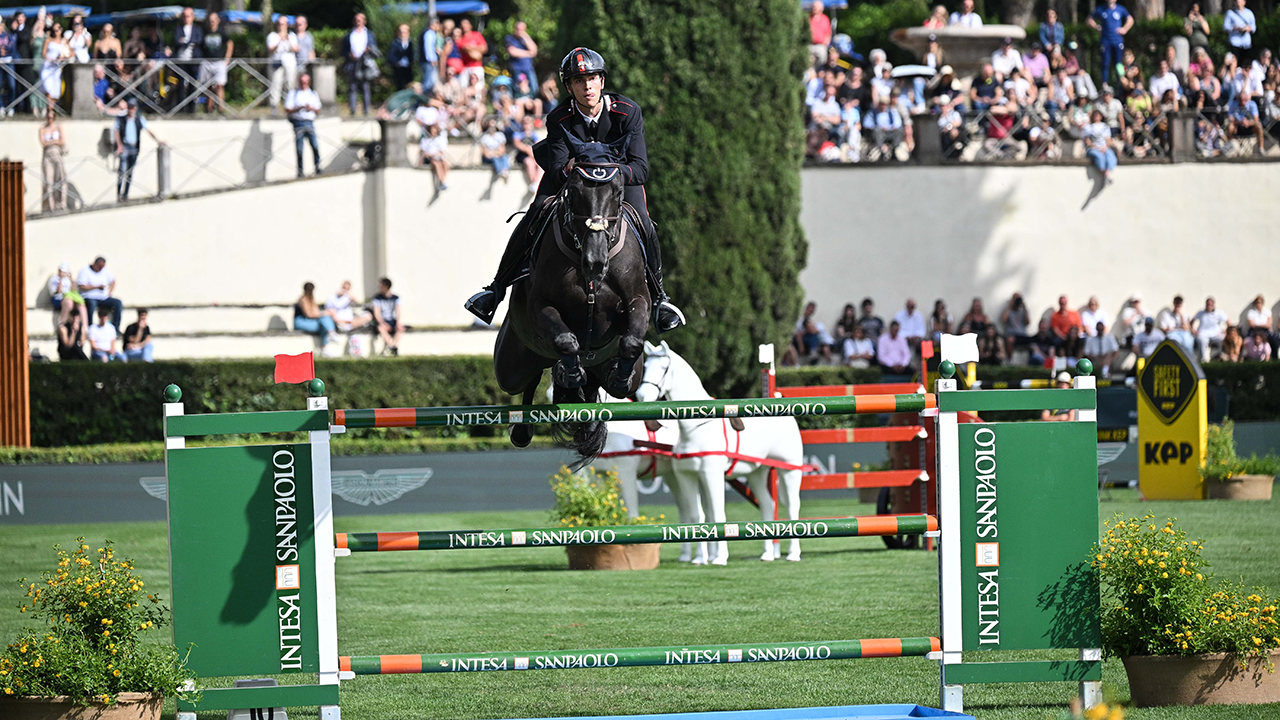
[168,444,320,677]
[957,423,1100,652]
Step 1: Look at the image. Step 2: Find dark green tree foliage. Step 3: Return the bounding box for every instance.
[554,0,809,396]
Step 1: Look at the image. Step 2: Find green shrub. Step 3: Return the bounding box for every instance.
[836,0,931,66]
[1202,420,1280,482]
[548,467,662,527]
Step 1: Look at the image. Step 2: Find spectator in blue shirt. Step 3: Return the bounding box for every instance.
[872,98,904,160]
[1227,90,1264,151]
[1038,9,1064,53]
[1087,0,1133,85]
[419,16,440,94]
[1223,0,1256,58]
[505,21,538,88]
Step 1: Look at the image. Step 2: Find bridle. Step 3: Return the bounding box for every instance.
[555,162,627,344]
[640,354,672,400]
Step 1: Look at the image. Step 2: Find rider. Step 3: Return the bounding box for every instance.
[464,47,686,334]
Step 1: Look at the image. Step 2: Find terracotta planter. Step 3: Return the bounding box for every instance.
[1123,650,1280,707]
[1206,474,1275,501]
[0,692,162,720]
[565,543,660,570]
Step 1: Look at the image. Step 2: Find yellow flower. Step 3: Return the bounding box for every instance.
[113,669,121,677]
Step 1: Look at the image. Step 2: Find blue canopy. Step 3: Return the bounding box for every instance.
[383,2,492,16]
[84,6,206,28]
[0,5,91,18]
[219,10,297,27]
[801,0,848,8]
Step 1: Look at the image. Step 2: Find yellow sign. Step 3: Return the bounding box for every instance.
[1136,340,1207,500]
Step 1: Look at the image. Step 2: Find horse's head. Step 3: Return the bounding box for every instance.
[562,133,630,287]
[635,340,673,403]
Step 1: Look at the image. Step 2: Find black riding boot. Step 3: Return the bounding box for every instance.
[641,224,686,334]
[464,201,546,323]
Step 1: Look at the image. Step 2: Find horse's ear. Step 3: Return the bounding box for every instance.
[644,340,661,354]
[562,130,586,156]
[660,340,671,353]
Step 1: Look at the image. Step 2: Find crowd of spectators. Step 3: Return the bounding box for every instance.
[785,293,1279,375]
[292,277,404,357]
[804,0,1279,165]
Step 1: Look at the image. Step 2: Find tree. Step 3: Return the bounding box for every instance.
[553,0,809,396]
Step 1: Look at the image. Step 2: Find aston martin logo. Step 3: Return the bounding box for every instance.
[140,468,432,506]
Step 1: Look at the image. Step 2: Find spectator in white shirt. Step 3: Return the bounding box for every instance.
[76,256,123,331]
[1157,294,1194,351]
[949,0,983,27]
[843,324,876,368]
[877,321,912,374]
[795,301,835,348]
[267,16,299,115]
[326,280,373,332]
[1119,293,1147,341]
[840,97,862,162]
[1191,296,1228,362]
[415,93,450,190]
[1133,317,1166,357]
[1244,293,1277,356]
[1148,60,1183,107]
[893,298,926,345]
[1083,321,1120,378]
[285,73,322,177]
[87,306,125,362]
[1079,296,1110,337]
[48,261,88,328]
[991,38,1023,81]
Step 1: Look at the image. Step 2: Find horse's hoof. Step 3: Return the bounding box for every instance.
[553,362,586,389]
[786,553,802,562]
[509,425,532,448]
[710,557,729,566]
[759,553,775,562]
[678,552,693,563]
[690,557,708,566]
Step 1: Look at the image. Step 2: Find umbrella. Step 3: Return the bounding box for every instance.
[890,64,937,79]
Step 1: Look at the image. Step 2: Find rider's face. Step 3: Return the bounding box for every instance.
[569,73,605,112]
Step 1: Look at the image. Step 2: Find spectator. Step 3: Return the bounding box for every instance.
[1243,327,1272,361]
[1185,4,1210,51]
[1195,114,1228,157]
[295,16,316,76]
[341,13,378,116]
[456,18,487,89]
[91,63,113,109]
[1041,373,1077,421]
[122,308,154,363]
[1149,60,1183,106]
[924,5,948,29]
[839,97,863,162]
[1023,42,1051,88]
[57,310,87,361]
[40,22,70,105]
[1087,0,1133,86]
[76,256,123,331]
[1245,294,1276,355]
[1220,325,1244,362]
[1049,294,1083,358]
[371,277,404,356]
[0,20,14,115]
[1133,317,1165,357]
[1227,90,1265,151]
[795,301,835,351]
[949,0,983,28]
[48,261,87,327]
[877,321,912,374]
[958,297,989,335]
[1096,85,1126,136]
[970,63,998,112]
[1156,295,1194,351]
[1164,45,1188,86]
[1070,53,1100,100]
[1192,296,1228,362]
[1039,9,1064,53]
[198,13,232,114]
[871,64,895,105]
[1119,293,1147,341]
[388,24,415,90]
[113,98,161,201]
[807,1,832,66]
[268,16,299,115]
[929,299,952,342]
[285,73,323,178]
[64,15,90,63]
[92,22,121,60]
[976,324,1006,365]
[833,303,858,344]
[858,297,885,339]
[416,95,450,189]
[170,7,202,113]
[871,97,905,161]
[843,325,876,368]
[512,72,542,121]
[1084,321,1120,377]
[1028,319,1056,366]
[1000,292,1030,357]
[38,106,67,212]
[8,11,30,114]
[479,117,510,181]
[505,21,538,87]
[294,282,337,345]
[539,74,560,113]
[1083,110,1118,184]
[417,17,441,94]
[1080,296,1109,338]
[794,319,833,364]
[992,37,1023,82]
[808,82,843,156]
[1223,0,1256,59]
[937,94,966,160]
[511,113,543,194]
[326,280,373,332]
[1190,47,1215,78]
[87,306,125,362]
[894,298,926,344]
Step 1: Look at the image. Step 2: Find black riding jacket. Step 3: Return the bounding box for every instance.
[535,92,649,195]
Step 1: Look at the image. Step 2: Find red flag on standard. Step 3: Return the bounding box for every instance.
[274,352,315,384]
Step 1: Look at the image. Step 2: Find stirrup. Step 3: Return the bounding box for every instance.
[464,288,501,324]
[653,300,686,334]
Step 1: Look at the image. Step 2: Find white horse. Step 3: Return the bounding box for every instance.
[589,391,681,521]
[635,341,805,565]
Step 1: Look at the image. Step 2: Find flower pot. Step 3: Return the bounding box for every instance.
[1206,474,1274,501]
[0,692,162,720]
[1122,650,1280,707]
[565,543,660,570]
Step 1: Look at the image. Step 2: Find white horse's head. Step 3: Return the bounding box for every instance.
[635,340,673,403]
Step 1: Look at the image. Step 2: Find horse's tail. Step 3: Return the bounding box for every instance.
[551,385,609,471]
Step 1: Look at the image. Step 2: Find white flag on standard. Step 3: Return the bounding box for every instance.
[940,333,980,365]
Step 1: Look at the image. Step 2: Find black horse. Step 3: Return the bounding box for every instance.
[493,141,651,465]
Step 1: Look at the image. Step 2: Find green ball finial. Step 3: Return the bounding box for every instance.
[938,360,956,379]
[1076,358,1094,376]
[163,384,182,403]
[308,378,326,397]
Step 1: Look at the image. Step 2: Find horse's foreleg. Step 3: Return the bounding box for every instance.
[745,467,779,561]
[778,468,803,561]
[605,296,649,399]
[534,305,585,388]
[510,383,538,448]
[669,464,706,564]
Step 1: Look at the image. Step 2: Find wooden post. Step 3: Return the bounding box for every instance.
[0,162,30,447]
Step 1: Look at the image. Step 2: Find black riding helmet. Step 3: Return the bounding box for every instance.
[559,47,607,86]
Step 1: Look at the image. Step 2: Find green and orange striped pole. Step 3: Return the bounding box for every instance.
[336,515,938,553]
[339,637,941,675]
[333,394,936,429]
